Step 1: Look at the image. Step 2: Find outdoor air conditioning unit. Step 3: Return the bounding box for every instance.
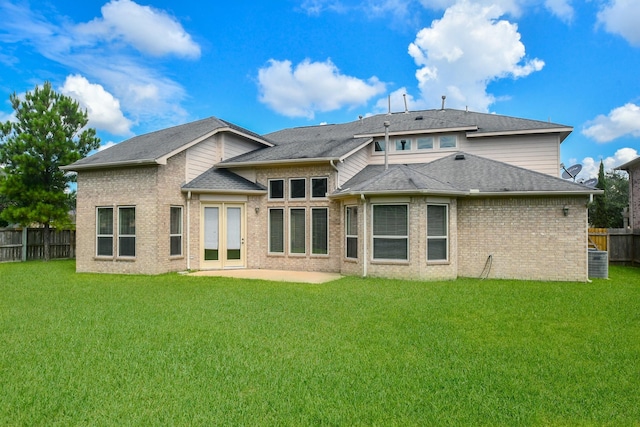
[588,250,608,279]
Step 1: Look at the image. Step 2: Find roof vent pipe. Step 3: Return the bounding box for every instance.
[403,93,408,113]
[441,95,446,110]
[387,95,391,115]
[384,121,390,170]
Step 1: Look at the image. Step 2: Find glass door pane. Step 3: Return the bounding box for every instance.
[226,207,241,260]
[204,207,219,261]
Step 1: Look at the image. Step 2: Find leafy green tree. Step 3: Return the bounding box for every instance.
[0,82,100,260]
[588,160,629,228]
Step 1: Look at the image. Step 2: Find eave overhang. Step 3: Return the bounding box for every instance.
[216,157,341,168]
[465,127,574,142]
[60,159,160,171]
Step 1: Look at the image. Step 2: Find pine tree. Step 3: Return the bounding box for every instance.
[0,82,100,260]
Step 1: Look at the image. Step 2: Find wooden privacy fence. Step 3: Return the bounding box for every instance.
[589,228,640,265]
[0,228,76,262]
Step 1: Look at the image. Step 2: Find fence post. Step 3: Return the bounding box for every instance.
[21,227,27,262]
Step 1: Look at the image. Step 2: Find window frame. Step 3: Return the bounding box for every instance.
[289,178,307,200]
[268,208,285,254]
[439,135,457,149]
[345,205,358,259]
[96,207,114,257]
[118,206,136,258]
[373,140,386,153]
[311,177,328,199]
[371,204,409,261]
[395,138,412,152]
[170,206,183,257]
[289,208,306,255]
[268,179,285,200]
[311,207,329,256]
[417,136,434,150]
[427,204,449,262]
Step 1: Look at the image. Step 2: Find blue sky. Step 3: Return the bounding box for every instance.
[1,0,639,180]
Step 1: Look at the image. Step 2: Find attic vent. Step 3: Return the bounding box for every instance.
[415,116,423,120]
[455,154,465,160]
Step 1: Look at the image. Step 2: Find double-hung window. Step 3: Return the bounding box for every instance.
[170,206,183,256]
[345,206,358,259]
[96,207,113,256]
[427,204,448,261]
[269,208,285,253]
[289,208,306,254]
[372,204,408,260]
[118,206,136,257]
[311,208,328,255]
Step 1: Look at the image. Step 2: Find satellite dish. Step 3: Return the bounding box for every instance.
[562,164,582,180]
[583,178,598,187]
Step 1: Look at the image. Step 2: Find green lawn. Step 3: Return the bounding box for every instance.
[1,261,639,426]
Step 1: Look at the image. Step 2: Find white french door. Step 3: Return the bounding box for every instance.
[201,203,245,268]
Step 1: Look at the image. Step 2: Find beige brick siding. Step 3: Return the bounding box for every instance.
[457,196,589,281]
[76,152,188,274]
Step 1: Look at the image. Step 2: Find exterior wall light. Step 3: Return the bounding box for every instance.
[255,207,260,214]
[563,206,569,216]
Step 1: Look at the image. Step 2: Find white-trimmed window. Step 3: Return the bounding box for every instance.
[427,204,448,261]
[96,207,113,257]
[170,206,183,256]
[417,137,434,150]
[290,178,306,200]
[269,208,284,254]
[374,140,386,152]
[289,208,306,254]
[372,204,408,260]
[118,206,136,257]
[395,138,412,151]
[311,177,328,199]
[269,179,284,200]
[345,206,358,259]
[311,208,328,255]
[439,135,457,149]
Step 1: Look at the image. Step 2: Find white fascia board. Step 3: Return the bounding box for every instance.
[216,157,340,168]
[60,159,160,171]
[180,188,267,195]
[466,127,573,140]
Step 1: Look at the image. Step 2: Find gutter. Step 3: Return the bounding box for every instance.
[216,157,341,168]
[180,188,267,195]
[60,159,160,171]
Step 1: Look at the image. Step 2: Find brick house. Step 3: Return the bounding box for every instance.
[62,109,600,281]
[617,156,640,229]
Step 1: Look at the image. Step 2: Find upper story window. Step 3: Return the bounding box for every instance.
[289,178,306,199]
[374,140,386,152]
[417,137,434,150]
[439,135,457,149]
[395,139,412,151]
[311,177,328,198]
[269,179,284,200]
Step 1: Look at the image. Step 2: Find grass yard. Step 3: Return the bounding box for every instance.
[1,261,639,426]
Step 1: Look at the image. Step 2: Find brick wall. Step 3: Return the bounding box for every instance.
[629,164,640,229]
[75,152,188,274]
[457,196,589,281]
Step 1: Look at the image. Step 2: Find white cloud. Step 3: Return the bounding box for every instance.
[257,59,387,118]
[75,0,201,58]
[597,0,640,46]
[408,0,544,112]
[579,147,638,179]
[582,103,640,142]
[60,75,133,136]
[544,0,573,22]
[373,88,430,114]
[0,1,196,128]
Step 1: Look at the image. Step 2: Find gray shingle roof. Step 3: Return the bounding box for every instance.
[335,153,599,197]
[182,167,266,193]
[62,116,269,170]
[219,108,572,166]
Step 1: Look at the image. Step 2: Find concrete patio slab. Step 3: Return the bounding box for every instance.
[188,269,343,284]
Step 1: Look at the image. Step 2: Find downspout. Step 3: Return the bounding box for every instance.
[361,193,368,278]
[330,160,341,190]
[186,191,191,271]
